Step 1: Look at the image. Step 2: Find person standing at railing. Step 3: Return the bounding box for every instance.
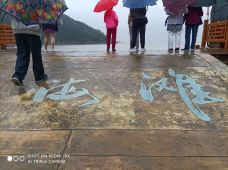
[165,7,188,53]
[182,6,203,52]
[129,7,148,52]
[128,13,139,51]
[104,8,119,53]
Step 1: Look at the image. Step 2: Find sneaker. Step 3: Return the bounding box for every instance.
[168,49,173,53]
[35,76,48,87]
[190,49,195,54]
[175,48,180,53]
[141,48,146,52]
[129,48,137,52]
[181,48,189,52]
[37,81,49,88]
[12,77,23,86]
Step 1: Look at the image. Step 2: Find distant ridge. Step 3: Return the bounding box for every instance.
[1,14,106,45]
[56,15,106,44]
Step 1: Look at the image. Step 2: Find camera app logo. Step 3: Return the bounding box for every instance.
[7,155,25,162]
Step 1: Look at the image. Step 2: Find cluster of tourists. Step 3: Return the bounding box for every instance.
[9,6,203,87]
[105,6,203,53]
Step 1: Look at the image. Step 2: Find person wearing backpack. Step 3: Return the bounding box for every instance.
[129,7,148,52]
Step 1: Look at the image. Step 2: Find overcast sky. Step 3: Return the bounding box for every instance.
[64,0,207,49]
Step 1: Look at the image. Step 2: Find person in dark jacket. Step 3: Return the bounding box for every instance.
[183,6,203,51]
[129,7,148,52]
[128,13,139,50]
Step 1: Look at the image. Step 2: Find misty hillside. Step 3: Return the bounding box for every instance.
[56,15,106,44]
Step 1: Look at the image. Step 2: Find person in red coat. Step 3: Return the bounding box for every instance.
[183,6,203,51]
[104,8,119,53]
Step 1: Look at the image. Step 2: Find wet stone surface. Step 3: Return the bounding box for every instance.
[0,50,228,170]
[0,51,227,130]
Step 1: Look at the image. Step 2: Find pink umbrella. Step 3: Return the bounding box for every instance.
[94,0,118,12]
[162,0,197,13]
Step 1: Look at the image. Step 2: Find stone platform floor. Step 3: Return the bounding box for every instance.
[0,50,227,170]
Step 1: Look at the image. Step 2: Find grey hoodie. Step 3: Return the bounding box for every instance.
[11,18,41,36]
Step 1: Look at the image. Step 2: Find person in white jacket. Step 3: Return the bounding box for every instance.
[165,7,188,53]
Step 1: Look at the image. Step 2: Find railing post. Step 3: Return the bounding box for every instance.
[0,44,7,50]
[225,21,228,50]
[201,20,209,49]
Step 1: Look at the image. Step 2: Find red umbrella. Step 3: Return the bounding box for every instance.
[94,0,118,12]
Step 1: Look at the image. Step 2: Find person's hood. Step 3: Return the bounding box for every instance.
[105,9,114,16]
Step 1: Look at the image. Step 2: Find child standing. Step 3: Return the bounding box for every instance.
[165,8,188,53]
[104,8,118,53]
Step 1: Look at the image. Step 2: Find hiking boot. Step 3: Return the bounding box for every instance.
[12,77,23,86]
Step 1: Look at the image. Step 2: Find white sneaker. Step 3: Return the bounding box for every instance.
[141,48,146,52]
[190,49,195,54]
[129,48,137,52]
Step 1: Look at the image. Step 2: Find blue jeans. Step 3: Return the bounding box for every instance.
[13,34,47,82]
[184,25,199,50]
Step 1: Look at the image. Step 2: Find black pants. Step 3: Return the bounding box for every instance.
[131,18,147,49]
[13,34,47,82]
